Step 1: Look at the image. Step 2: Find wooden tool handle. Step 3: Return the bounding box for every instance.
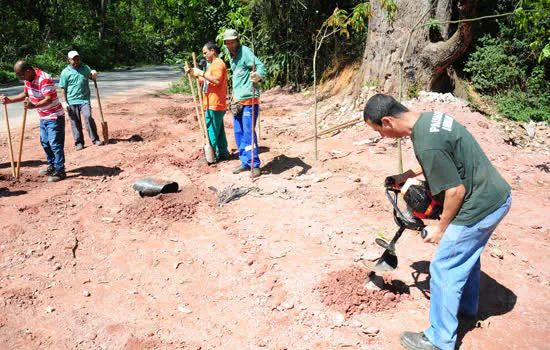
[2,97,16,178]
[93,80,106,124]
[15,98,28,179]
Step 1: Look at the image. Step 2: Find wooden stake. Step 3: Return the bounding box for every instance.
[15,98,28,179]
[2,96,16,178]
[297,117,362,143]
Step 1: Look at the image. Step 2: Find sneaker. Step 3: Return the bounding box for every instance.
[399,331,438,350]
[232,165,250,174]
[39,164,55,176]
[75,143,84,151]
[47,169,66,182]
[250,167,261,178]
[93,140,103,146]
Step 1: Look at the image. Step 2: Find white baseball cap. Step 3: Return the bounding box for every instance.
[68,50,80,59]
[222,29,238,41]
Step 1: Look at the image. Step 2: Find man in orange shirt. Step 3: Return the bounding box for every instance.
[190,42,229,162]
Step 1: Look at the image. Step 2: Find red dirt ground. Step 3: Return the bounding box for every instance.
[0,82,549,349]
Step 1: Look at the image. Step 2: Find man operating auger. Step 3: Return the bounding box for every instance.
[363,94,512,350]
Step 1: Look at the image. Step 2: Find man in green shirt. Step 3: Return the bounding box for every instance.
[363,94,512,350]
[223,29,266,177]
[59,51,102,151]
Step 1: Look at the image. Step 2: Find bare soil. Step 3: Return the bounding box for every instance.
[0,83,549,349]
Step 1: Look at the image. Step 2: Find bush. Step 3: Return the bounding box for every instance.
[0,70,17,84]
[494,89,550,122]
[464,36,525,94]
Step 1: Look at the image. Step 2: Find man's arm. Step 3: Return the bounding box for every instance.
[423,184,466,243]
[26,95,53,109]
[0,91,28,104]
[60,88,69,109]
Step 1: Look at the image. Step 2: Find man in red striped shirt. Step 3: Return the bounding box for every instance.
[0,61,66,182]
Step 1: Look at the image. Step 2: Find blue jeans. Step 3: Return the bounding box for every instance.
[424,193,512,349]
[233,104,260,168]
[40,115,65,170]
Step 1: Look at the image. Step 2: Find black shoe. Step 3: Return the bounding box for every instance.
[217,154,231,162]
[75,143,84,151]
[47,169,66,182]
[93,140,103,146]
[232,165,250,174]
[399,332,439,350]
[39,164,55,176]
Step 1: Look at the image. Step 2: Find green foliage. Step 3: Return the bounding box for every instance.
[163,76,193,95]
[463,0,550,123]
[464,36,525,94]
[380,0,398,23]
[515,0,550,62]
[408,82,422,99]
[428,18,442,33]
[494,88,550,122]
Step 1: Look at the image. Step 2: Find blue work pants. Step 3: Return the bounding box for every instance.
[233,104,260,168]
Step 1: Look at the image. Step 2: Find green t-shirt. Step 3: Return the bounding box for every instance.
[229,45,266,102]
[58,64,92,105]
[411,112,511,226]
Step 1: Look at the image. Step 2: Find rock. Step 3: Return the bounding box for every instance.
[86,332,98,341]
[490,248,504,259]
[332,312,345,327]
[178,305,192,313]
[477,121,489,129]
[83,290,91,297]
[45,305,55,313]
[350,319,363,328]
[281,301,294,310]
[384,292,396,301]
[361,326,380,336]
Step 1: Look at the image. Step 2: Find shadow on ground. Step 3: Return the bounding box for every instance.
[0,159,46,169]
[263,154,311,176]
[409,260,517,347]
[68,165,122,178]
[0,187,27,197]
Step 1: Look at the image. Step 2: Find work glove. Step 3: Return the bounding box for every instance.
[384,173,406,189]
[90,70,98,80]
[192,68,204,78]
[62,101,69,110]
[250,71,261,83]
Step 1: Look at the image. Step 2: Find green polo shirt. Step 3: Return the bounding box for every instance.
[229,45,266,102]
[411,112,511,225]
[58,64,92,105]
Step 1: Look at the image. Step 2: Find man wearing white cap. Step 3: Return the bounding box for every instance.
[59,50,102,151]
[222,29,266,177]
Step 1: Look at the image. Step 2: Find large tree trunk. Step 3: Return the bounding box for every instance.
[353,0,477,97]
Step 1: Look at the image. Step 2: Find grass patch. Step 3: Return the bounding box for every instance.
[162,76,193,95]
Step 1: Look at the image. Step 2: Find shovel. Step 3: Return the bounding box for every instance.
[93,79,109,143]
[2,96,16,179]
[192,53,215,164]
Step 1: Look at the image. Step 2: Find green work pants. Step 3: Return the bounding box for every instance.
[205,109,229,160]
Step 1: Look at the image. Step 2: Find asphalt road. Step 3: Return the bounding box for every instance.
[0,65,183,131]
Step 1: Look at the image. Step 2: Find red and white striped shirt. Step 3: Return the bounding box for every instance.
[24,68,64,120]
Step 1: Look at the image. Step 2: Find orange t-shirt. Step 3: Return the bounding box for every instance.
[202,57,227,111]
